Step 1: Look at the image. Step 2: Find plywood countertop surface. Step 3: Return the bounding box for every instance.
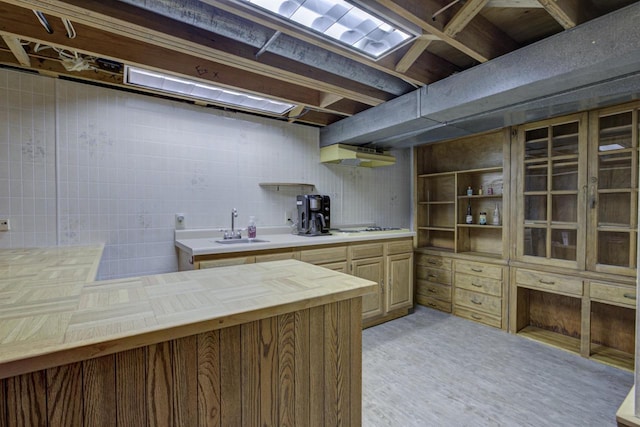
[0,248,376,379]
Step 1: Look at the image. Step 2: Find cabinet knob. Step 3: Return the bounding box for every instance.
[471,298,482,305]
[471,268,483,273]
[539,279,555,285]
[471,282,482,288]
[471,314,482,320]
[623,293,636,300]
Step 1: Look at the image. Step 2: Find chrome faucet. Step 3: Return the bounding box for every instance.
[220,208,243,239]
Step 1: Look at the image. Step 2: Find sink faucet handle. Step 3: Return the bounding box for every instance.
[232,208,238,217]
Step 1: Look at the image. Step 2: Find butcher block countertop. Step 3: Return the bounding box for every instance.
[0,248,376,379]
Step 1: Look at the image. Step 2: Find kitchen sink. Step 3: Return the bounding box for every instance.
[214,238,269,244]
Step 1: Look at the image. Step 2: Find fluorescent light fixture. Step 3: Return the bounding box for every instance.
[599,143,625,151]
[242,0,413,59]
[124,66,295,115]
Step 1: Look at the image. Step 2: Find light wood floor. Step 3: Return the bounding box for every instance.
[362,306,633,426]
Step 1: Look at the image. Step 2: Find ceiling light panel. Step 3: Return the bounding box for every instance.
[243,0,413,59]
[125,67,295,115]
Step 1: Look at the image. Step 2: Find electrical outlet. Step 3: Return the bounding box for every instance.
[285,210,294,224]
[0,218,9,232]
[175,213,186,230]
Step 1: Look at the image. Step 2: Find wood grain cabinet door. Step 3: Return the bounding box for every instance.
[352,257,385,319]
[387,253,413,312]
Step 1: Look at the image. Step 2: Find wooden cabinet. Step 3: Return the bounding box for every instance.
[187,238,413,326]
[350,239,414,327]
[415,130,510,258]
[511,103,639,370]
[586,280,636,370]
[453,260,506,329]
[414,252,453,313]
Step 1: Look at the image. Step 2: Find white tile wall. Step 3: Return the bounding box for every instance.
[0,68,412,280]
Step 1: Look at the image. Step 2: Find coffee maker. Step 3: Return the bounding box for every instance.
[296,195,331,236]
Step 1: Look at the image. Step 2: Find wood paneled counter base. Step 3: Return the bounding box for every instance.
[0,259,376,426]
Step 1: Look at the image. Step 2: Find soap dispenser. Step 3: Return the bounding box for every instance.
[248,216,257,240]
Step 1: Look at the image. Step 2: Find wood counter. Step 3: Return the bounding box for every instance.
[0,257,376,426]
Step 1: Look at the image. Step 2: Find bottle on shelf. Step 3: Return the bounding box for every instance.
[479,212,487,225]
[492,204,500,225]
[478,186,483,195]
[466,202,473,224]
[248,215,257,240]
[466,185,473,196]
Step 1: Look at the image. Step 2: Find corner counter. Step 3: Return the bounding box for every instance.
[0,255,376,426]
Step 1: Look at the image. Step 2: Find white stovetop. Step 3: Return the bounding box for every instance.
[175,226,415,256]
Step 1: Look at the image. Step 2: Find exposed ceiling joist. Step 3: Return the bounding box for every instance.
[1,0,391,108]
[373,0,518,62]
[537,0,586,29]
[287,104,306,123]
[445,0,490,38]
[1,34,30,66]
[395,34,438,73]
[486,0,542,7]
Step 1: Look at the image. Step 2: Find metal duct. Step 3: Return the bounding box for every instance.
[116,0,414,96]
[319,2,640,148]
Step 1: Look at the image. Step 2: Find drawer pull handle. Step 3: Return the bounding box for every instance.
[427,303,437,308]
[428,289,437,293]
[471,298,482,305]
[471,268,483,273]
[471,282,482,288]
[428,260,439,265]
[428,274,438,278]
[471,314,482,320]
[539,279,555,285]
[624,293,636,300]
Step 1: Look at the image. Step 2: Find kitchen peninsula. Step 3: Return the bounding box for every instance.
[0,246,376,426]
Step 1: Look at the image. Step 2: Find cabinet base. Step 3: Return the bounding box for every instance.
[363,308,411,329]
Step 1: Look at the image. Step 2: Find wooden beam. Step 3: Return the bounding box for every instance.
[395,34,438,73]
[287,104,305,123]
[1,34,30,66]
[1,0,391,107]
[373,0,519,63]
[319,93,343,109]
[486,0,542,7]
[538,0,582,29]
[444,0,489,38]
[200,0,457,86]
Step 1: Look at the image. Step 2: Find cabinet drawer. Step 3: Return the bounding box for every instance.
[416,281,451,302]
[318,261,348,273]
[454,306,501,329]
[199,256,255,269]
[417,296,451,313]
[590,282,636,307]
[416,266,451,285]
[454,288,501,316]
[387,239,413,255]
[350,243,384,260]
[255,251,298,263]
[455,260,502,280]
[515,269,583,296]
[415,254,452,270]
[300,246,347,265]
[455,273,502,297]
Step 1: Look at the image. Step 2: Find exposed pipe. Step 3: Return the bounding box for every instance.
[33,10,53,34]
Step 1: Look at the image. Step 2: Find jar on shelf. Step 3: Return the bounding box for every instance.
[479,212,487,225]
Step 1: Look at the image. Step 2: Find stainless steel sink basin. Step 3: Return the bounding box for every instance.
[214,238,269,244]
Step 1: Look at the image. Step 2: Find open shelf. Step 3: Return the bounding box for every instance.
[517,326,581,354]
[590,345,634,372]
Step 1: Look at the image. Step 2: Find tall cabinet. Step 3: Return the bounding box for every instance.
[414,101,638,371]
[510,103,638,371]
[415,130,510,329]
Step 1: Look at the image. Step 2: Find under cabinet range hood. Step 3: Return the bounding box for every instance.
[320,144,396,167]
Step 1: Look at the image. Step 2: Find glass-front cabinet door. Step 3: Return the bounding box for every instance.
[516,113,588,269]
[587,105,639,276]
